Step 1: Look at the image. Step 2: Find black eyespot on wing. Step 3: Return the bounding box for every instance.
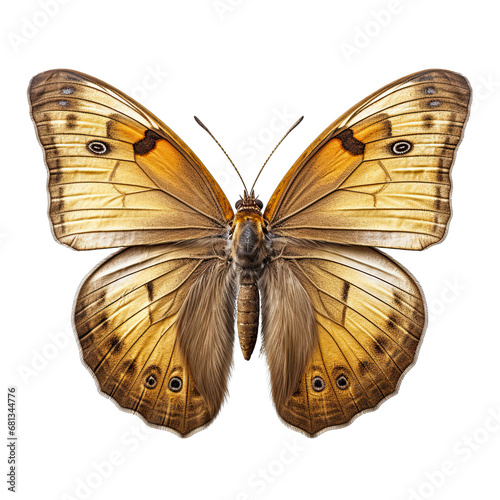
[168,376,183,392]
[145,374,157,389]
[87,140,110,155]
[311,376,325,392]
[336,374,349,390]
[390,140,413,155]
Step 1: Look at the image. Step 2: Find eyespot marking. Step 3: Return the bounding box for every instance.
[87,140,110,155]
[58,100,70,107]
[168,376,183,392]
[61,87,75,95]
[424,86,436,95]
[145,374,157,389]
[428,100,441,108]
[390,140,413,155]
[311,376,325,392]
[336,374,349,390]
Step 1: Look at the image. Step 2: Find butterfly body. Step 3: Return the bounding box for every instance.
[29,69,471,437]
[231,194,268,360]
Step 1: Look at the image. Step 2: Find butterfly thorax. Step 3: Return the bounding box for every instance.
[230,195,268,360]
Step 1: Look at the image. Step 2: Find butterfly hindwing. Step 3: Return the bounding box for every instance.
[264,69,471,250]
[75,239,235,436]
[261,239,425,436]
[29,69,233,250]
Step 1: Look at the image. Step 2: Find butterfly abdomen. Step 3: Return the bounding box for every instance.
[237,275,259,360]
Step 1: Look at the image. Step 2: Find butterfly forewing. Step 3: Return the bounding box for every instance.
[264,69,471,250]
[29,69,233,250]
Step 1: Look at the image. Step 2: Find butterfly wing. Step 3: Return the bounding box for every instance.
[261,239,425,436]
[264,69,471,250]
[29,69,233,250]
[75,239,236,436]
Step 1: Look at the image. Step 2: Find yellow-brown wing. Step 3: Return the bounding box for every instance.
[75,239,236,436]
[261,240,425,436]
[29,69,233,250]
[264,69,471,250]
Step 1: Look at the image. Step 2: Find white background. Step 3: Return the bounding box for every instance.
[2,1,499,499]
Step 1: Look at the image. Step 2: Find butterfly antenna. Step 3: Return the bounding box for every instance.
[194,116,248,193]
[250,116,304,194]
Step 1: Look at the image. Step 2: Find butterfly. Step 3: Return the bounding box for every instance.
[29,69,471,437]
